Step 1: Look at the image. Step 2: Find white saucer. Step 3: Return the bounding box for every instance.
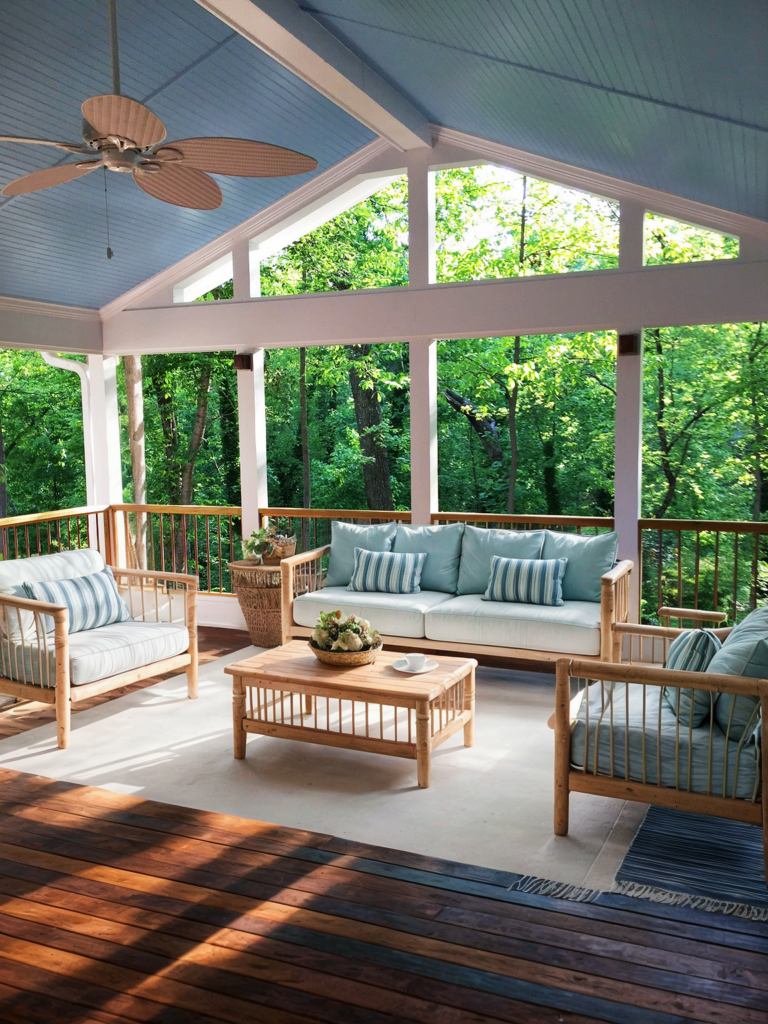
[392,657,438,674]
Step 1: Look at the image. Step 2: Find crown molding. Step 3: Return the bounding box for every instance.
[99,136,398,319]
[433,126,768,241]
[0,296,101,321]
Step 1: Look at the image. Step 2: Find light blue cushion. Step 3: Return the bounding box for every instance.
[457,526,545,595]
[348,549,426,594]
[324,521,397,588]
[393,523,464,594]
[541,530,618,602]
[483,556,567,606]
[23,566,131,634]
[708,607,768,742]
[662,628,721,727]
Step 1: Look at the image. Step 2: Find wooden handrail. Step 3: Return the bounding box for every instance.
[112,503,243,516]
[434,512,615,528]
[640,518,768,533]
[260,507,409,521]
[0,505,109,529]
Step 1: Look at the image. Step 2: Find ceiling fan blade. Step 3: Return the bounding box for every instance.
[133,163,222,210]
[0,135,91,154]
[82,94,166,148]
[156,138,318,177]
[1,160,101,197]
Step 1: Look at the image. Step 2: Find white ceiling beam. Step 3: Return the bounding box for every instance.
[103,258,768,355]
[0,297,102,353]
[194,0,431,151]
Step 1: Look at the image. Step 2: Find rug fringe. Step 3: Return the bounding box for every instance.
[612,881,768,921]
[511,876,600,902]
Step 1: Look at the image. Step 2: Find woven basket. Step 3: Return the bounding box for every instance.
[229,563,283,648]
[262,538,297,564]
[309,637,383,667]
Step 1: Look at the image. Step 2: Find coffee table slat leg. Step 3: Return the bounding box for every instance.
[233,675,247,759]
[416,698,431,789]
[464,666,476,747]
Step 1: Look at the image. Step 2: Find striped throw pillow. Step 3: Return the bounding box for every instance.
[663,628,721,727]
[23,566,131,634]
[347,548,426,594]
[483,556,567,606]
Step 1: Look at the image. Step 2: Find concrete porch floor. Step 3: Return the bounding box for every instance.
[0,646,646,889]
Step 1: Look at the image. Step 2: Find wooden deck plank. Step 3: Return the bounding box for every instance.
[0,770,764,1024]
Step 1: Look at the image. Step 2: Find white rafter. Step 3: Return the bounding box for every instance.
[195,0,432,151]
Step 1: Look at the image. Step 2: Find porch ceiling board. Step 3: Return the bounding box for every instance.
[103,258,768,355]
[0,0,372,309]
[306,0,768,221]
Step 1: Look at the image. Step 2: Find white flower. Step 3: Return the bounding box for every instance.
[311,627,330,647]
[332,630,363,652]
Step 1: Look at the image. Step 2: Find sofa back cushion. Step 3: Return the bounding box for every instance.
[483,556,567,606]
[324,521,397,588]
[541,530,619,602]
[0,548,105,642]
[393,523,464,593]
[348,549,426,594]
[707,607,768,742]
[457,526,545,595]
[662,628,721,727]
[24,566,131,634]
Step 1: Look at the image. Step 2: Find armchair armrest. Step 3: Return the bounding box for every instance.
[111,566,197,629]
[111,566,198,588]
[658,606,728,626]
[280,545,330,645]
[599,560,633,661]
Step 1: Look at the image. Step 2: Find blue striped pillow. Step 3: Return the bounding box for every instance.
[347,548,426,594]
[663,628,721,727]
[23,566,131,634]
[483,556,567,606]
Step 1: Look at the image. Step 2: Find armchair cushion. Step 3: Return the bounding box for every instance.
[23,566,130,633]
[324,521,397,588]
[708,607,768,742]
[662,628,721,727]
[541,530,618,602]
[457,526,545,595]
[393,523,464,593]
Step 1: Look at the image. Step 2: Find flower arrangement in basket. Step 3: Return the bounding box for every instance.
[309,610,382,666]
[244,527,296,565]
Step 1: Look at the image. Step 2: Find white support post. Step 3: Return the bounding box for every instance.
[232,239,251,301]
[407,149,435,289]
[619,200,645,272]
[409,338,438,524]
[614,338,643,621]
[87,355,123,506]
[237,349,269,539]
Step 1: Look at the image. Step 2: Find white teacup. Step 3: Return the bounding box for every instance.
[403,652,427,672]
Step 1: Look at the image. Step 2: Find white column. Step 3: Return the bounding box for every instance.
[232,239,251,300]
[407,149,435,289]
[237,349,269,539]
[409,338,438,524]
[87,355,123,505]
[619,200,645,272]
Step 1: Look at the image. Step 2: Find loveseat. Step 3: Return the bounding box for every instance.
[0,548,198,748]
[554,608,767,876]
[281,521,633,663]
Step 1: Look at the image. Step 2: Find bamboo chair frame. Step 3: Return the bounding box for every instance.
[0,567,198,749]
[554,613,767,878]
[281,544,633,663]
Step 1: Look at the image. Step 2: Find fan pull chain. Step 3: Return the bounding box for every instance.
[103,169,113,259]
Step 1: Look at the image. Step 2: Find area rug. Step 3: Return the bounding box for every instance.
[611,805,768,920]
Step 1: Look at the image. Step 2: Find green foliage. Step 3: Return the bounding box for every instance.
[644,213,738,266]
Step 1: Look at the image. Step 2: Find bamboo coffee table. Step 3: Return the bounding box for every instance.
[226,640,476,788]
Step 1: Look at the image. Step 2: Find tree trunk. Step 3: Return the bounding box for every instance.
[748,323,766,521]
[299,347,311,549]
[506,178,526,513]
[347,346,393,510]
[123,355,147,568]
[218,368,240,505]
[443,388,504,464]
[180,365,212,505]
[652,328,678,519]
[0,412,6,522]
[542,434,561,514]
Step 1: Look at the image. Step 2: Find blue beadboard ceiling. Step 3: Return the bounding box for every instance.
[0,0,373,308]
[306,0,768,218]
[1,0,766,309]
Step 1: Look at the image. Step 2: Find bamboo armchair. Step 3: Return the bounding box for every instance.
[0,567,197,749]
[554,613,767,877]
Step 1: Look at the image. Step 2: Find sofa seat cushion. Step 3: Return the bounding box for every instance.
[424,594,602,655]
[0,621,190,689]
[293,587,454,639]
[570,681,758,800]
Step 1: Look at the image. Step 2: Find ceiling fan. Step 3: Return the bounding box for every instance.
[0,0,317,210]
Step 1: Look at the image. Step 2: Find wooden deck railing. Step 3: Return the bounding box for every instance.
[1,504,764,624]
[639,519,768,624]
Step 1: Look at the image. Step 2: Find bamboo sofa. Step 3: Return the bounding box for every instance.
[0,548,198,748]
[554,608,767,876]
[281,521,633,664]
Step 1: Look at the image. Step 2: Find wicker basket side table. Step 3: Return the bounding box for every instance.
[228,561,283,648]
